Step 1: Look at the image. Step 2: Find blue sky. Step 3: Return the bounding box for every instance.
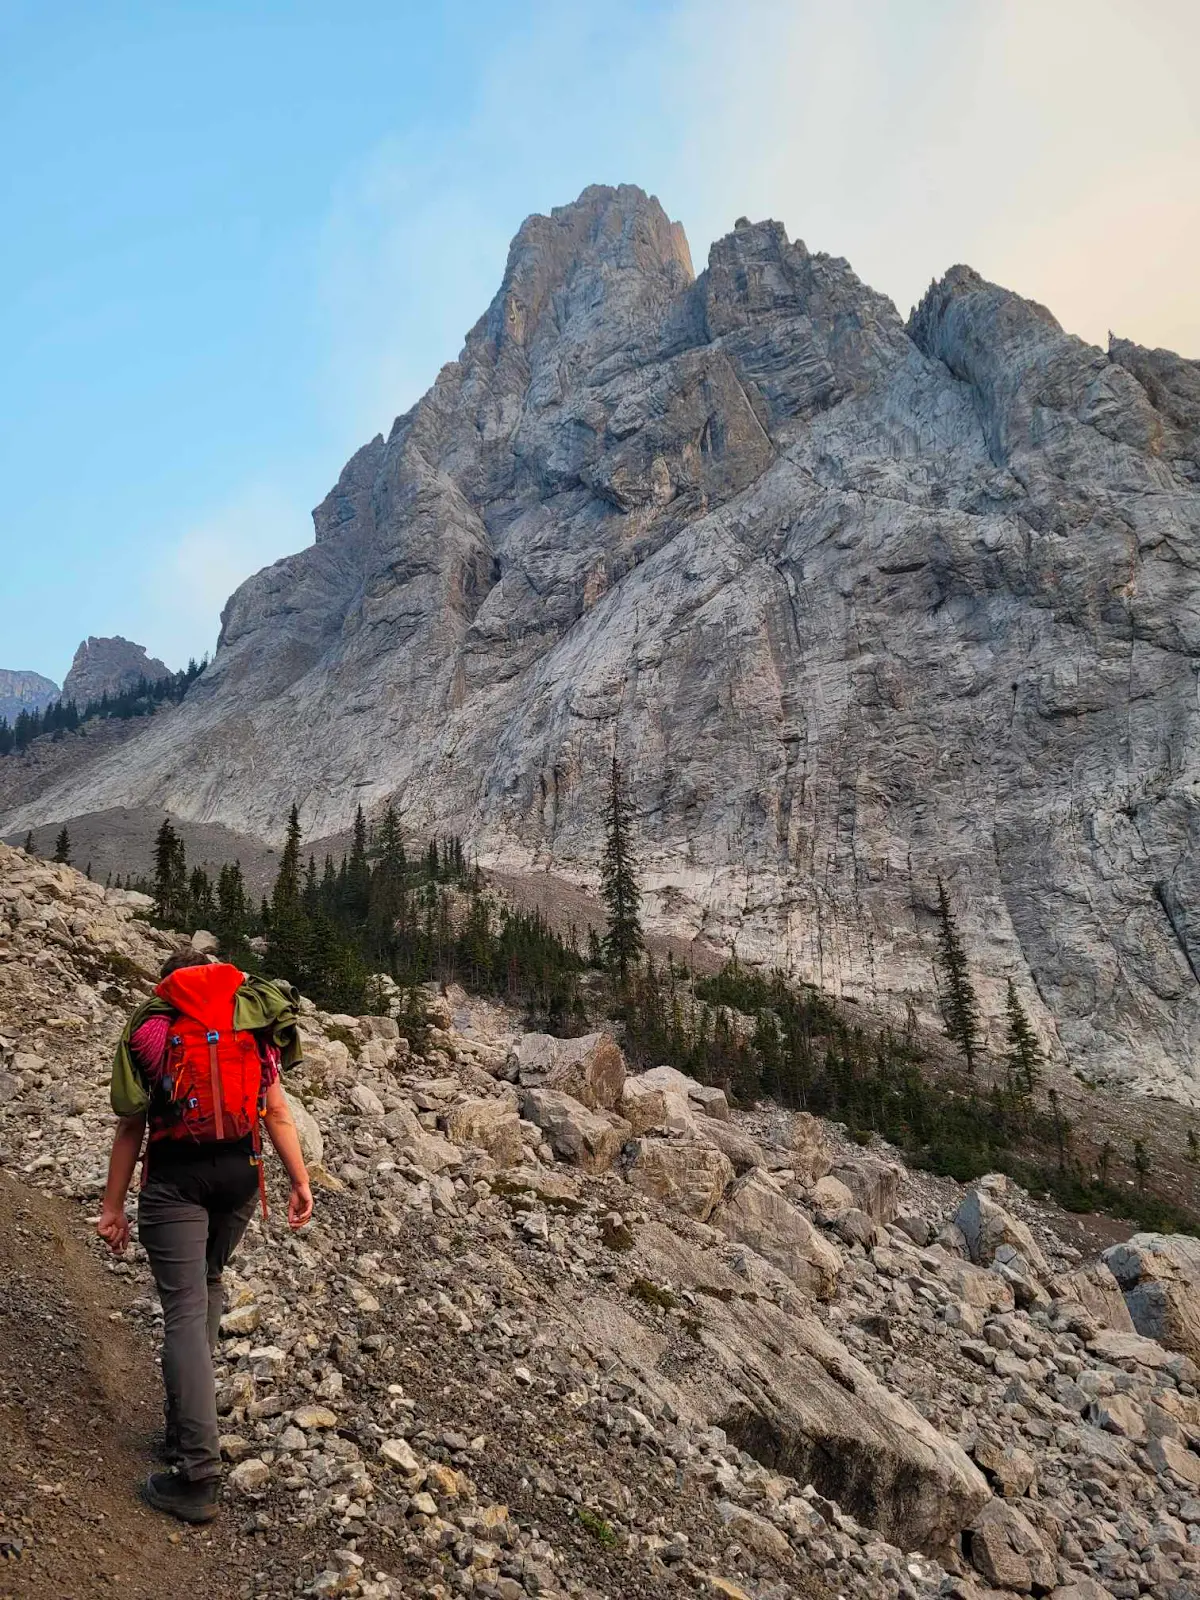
[3,0,1197,683]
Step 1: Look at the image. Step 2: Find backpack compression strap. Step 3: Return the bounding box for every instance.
[206,1029,226,1141]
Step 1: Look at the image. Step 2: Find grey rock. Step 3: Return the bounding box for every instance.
[692,1112,765,1174]
[61,636,170,705]
[1057,1261,1136,1335]
[624,1135,733,1219]
[284,1088,324,1170]
[790,1112,834,1187]
[12,186,1200,1102]
[520,1087,629,1172]
[513,1029,626,1111]
[830,1156,902,1225]
[712,1168,843,1298]
[1102,1233,1200,1362]
[442,1096,525,1167]
[967,1498,1056,1592]
[954,1187,1051,1280]
[0,669,59,725]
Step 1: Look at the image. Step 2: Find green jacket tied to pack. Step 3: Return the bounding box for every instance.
[110,971,304,1117]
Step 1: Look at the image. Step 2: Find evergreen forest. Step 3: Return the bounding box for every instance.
[81,754,1198,1238]
[0,658,206,756]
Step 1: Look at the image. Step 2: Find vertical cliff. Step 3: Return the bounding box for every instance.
[5,185,1200,1099]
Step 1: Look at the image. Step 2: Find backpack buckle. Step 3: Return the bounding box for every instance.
[206,1030,219,1043]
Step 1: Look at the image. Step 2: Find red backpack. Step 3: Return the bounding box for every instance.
[149,961,269,1212]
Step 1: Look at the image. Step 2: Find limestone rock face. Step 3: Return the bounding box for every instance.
[955,1187,1051,1281]
[520,1087,629,1172]
[713,1169,843,1299]
[1058,1261,1136,1335]
[0,669,59,725]
[10,185,1200,1101]
[514,1030,626,1111]
[62,636,170,705]
[624,1137,734,1220]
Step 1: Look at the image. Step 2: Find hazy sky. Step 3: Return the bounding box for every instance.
[3,0,1197,682]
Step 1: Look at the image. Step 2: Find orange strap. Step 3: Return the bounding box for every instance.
[207,1032,226,1141]
[253,1102,268,1220]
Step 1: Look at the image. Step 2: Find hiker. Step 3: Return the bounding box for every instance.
[96,950,313,1523]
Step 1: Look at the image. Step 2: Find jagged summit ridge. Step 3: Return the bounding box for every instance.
[5,184,1200,1102]
[63,636,171,705]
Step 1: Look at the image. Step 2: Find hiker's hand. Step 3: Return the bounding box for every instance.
[288,1179,313,1229]
[97,1203,131,1254]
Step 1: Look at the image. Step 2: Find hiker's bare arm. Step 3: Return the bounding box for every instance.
[97,1113,145,1254]
[262,1079,313,1228]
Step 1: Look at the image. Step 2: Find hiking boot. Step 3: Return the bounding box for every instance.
[141,1469,220,1524]
[152,1428,181,1466]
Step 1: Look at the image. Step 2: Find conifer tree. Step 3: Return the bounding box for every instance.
[1004,978,1043,1096]
[934,876,979,1074]
[273,805,303,913]
[1098,1140,1114,1187]
[1133,1138,1150,1191]
[600,755,643,984]
[267,805,308,983]
[52,826,71,865]
[216,861,249,946]
[346,805,370,920]
[189,867,214,922]
[153,817,185,923]
[22,830,33,854]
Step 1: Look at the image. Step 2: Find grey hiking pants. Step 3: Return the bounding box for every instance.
[138,1153,258,1481]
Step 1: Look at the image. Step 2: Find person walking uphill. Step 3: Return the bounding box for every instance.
[96,950,313,1524]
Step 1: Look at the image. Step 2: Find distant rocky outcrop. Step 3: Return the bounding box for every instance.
[61,636,170,705]
[0,669,59,725]
[5,183,1200,1100]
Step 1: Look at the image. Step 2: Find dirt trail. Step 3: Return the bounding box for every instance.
[0,1171,301,1600]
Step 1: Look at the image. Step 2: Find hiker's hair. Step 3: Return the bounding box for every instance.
[159,950,215,980]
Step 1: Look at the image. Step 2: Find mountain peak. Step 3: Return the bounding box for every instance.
[473,184,694,362]
[6,184,1200,1105]
[63,637,170,706]
[0,669,59,725]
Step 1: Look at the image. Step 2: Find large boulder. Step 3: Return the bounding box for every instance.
[381,1103,463,1175]
[830,1156,901,1225]
[624,1138,734,1220]
[283,1089,323,1171]
[442,1097,525,1168]
[547,1032,626,1111]
[638,1065,728,1121]
[791,1112,833,1187]
[520,1088,630,1173]
[1102,1234,1200,1363]
[954,1187,1050,1280]
[620,1075,696,1136]
[694,1115,765,1174]
[927,1250,1016,1312]
[967,1499,1056,1593]
[510,1031,626,1111]
[575,1221,990,1558]
[1057,1261,1136,1335]
[713,1169,842,1299]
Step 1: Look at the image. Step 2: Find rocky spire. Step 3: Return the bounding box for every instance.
[62,637,171,705]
